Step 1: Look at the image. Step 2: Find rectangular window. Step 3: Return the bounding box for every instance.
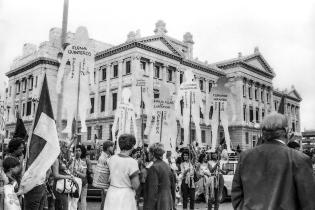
[154,65,160,78]
[87,126,92,140]
[243,84,246,97]
[243,105,247,121]
[249,106,253,122]
[248,85,252,99]
[17,82,20,93]
[262,109,265,119]
[93,71,96,84]
[22,103,25,116]
[9,86,12,97]
[252,136,256,147]
[201,130,206,143]
[245,132,249,144]
[180,72,184,84]
[113,64,118,78]
[29,77,33,90]
[101,67,106,80]
[261,90,264,102]
[140,61,146,72]
[180,100,184,116]
[292,122,295,132]
[274,101,277,110]
[109,124,113,141]
[90,98,94,113]
[199,80,204,91]
[23,79,27,92]
[126,61,131,74]
[200,108,204,119]
[267,92,270,103]
[100,95,105,112]
[154,89,159,99]
[112,93,117,110]
[167,68,173,82]
[26,101,32,116]
[255,87,258,100]
[256,108,259,123]
[181,128,184,143]
[98,125,103,139]
[209,82,213,93]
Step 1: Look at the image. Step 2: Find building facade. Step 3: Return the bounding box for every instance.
[4,21,302,150]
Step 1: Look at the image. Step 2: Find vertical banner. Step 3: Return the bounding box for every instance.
[56,27,95,136]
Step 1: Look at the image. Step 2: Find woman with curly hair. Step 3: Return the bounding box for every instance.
[104,134,140,210]
[143,143,175,210]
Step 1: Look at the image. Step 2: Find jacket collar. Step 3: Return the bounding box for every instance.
[264,139,287,147]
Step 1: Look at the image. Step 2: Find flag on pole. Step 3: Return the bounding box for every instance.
[20,74,60,194]
[13,112,28,140]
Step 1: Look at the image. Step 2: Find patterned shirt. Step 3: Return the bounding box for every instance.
[93,152,111,190]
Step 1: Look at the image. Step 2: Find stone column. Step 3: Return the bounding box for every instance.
[161,65,166,82]
[94,67,100,117]
[270,87,274,111]
[105,64,111,116]
[175,67,180,94]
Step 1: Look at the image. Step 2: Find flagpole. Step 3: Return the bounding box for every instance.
[159,111,164,143]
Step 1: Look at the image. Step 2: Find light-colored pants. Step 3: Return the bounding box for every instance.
[79,184,88,210]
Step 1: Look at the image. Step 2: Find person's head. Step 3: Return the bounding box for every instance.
[59,140,69,155]
[118,134,136,152]
[198,153,207,163]
[148,143,165,161]
[130,147,141,159]
[73,145,86,159]
[287,141,300,151]
[103,140,114,155]
[261,112,289,143]
[3,157,21,175]
[8,137,25,157]
[211,153,218,160]
[181,150,190,162]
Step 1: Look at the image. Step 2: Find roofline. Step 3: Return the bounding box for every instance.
[273,90,302,102]
[6,57,59,77]
[217,61,274,79]
[96,40,225,76]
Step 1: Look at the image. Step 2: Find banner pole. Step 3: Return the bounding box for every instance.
[159,111,164,143]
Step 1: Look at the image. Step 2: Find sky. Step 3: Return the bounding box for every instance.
[0,0,314,130]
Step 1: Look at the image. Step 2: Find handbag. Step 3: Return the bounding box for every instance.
[55,178,79,196]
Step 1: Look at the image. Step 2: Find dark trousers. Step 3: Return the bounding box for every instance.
[208,188,219,210]
[54,192,68,210]
[181,182,195,210]
[24,184,47,210]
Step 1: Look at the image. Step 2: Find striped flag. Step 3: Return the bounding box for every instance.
[13,112,28,140]
[20,74,60,194]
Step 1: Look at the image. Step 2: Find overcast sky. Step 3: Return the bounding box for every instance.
[0,0,314,130]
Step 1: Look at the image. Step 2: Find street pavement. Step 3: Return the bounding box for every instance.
[87,200,233,210]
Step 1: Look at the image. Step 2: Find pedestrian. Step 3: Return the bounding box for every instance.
[71,145,87,210]
[180,149,196,210]
[92,140,114,210]
[143,143,175,210]
[232,112,315,210]
[195,153,210,202]
[52,141,75,210]
[103,134,140,210]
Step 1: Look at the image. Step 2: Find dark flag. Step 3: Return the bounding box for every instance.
[278,95,285,114]
[13,112,28,140]
[20,74,60,194]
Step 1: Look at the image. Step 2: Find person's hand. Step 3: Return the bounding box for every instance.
[16,189,24,196]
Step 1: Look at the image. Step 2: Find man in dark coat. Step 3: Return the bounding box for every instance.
[144,143,175,210]
[232,112,315,210]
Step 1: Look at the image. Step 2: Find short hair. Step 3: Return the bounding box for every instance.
[198,153,207,163]
[8,137,25,154]
[181,149,191,160]
[73,145,87,159]
[287,141,300,149]
[118,134,136,151]
[261,112,288,141]
[3,157,20,173]
[103,141,114,152]
[149,143,165,159]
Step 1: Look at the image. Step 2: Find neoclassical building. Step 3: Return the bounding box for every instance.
[4,21,302,150]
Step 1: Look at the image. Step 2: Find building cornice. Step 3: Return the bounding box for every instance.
[273,90,302,102]
[6,57,59,78]
[217,62,274,79]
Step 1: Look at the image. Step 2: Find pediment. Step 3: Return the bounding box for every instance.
[146,40,175,54]
[243,55,274,75]
[288,89,302,101]
[139,36,182,57]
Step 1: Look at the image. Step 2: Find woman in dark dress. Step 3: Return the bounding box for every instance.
[144,143,175,210]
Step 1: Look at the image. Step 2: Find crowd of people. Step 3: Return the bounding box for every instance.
[1,112,315,210]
